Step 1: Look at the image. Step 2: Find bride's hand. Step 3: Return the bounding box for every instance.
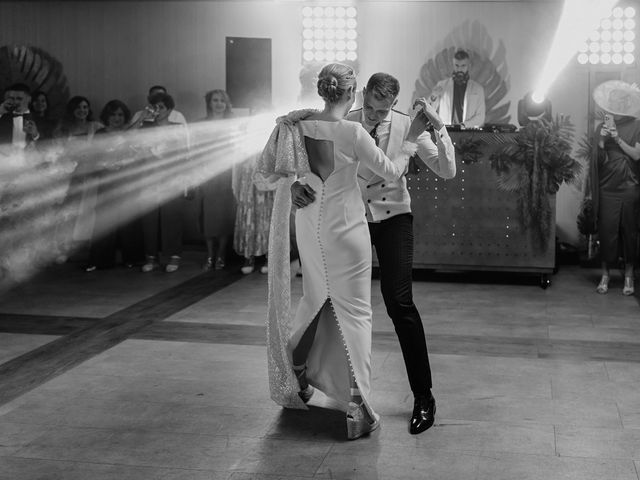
[276,109,317,126]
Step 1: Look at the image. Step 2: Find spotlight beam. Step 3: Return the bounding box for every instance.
[533,0,619,100]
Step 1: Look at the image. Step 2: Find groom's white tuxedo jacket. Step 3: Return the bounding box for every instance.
[346,108,456,222]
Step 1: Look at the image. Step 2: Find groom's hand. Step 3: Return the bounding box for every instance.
[291,181,316,209]
[413,97,445,131]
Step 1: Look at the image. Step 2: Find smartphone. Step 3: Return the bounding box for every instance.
[604,113,615,129]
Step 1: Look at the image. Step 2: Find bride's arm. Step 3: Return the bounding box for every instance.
[353,124,416,181]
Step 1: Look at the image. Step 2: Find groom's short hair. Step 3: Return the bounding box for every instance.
[366,73,400,101]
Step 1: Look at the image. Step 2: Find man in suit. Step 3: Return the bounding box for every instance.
[0,83,41,152]
[431,49,485,128]
[292,72,456,434]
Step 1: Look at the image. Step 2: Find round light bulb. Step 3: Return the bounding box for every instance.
[612,53,623,64]
[600,53,612,64]
[623,53,635,64]
[624,7,635,18]
[577,53,589,64]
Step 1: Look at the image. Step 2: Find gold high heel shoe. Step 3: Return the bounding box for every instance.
[623,276,635,296]
[596,275,609,294]
[346,402,380,440]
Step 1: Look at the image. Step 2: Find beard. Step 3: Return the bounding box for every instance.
[452,71,469,85]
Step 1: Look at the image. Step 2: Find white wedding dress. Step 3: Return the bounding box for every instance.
[260,115,415,415]
[290,118,411,414]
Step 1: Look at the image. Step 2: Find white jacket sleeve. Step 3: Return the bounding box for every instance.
[415,125,456,179]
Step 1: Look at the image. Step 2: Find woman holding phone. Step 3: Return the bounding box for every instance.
[591,81,640,295]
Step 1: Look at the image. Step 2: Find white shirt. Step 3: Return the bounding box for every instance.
[12,114,27,148]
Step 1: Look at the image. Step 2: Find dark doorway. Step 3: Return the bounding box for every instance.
[226,37,272,110]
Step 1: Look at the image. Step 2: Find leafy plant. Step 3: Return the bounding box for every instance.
[488,116,582,252]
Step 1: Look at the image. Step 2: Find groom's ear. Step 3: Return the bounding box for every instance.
[346,85,355,99]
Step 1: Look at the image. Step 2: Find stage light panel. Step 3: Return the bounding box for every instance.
[575,2,636,66]
[302,5,358,63]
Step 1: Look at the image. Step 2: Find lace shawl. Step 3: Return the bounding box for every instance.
[258,116,311,409]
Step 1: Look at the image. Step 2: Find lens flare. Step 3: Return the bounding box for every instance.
[0,113,279,292]
[534,0,618,98]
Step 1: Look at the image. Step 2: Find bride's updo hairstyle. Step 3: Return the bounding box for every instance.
[317,63,356,104]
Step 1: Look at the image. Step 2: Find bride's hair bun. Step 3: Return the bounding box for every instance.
[316,63,356,104]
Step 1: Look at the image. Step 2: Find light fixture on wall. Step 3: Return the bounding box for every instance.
[577,5,636,65]
[302,5,357,63]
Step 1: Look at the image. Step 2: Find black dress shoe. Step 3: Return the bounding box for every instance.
[409,393,436,434]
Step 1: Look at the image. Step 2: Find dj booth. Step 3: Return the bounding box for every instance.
[402,126,556,288]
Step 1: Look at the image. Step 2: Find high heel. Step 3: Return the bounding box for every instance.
[623,276,635,296]
[346,402,380,440]
[596,275,609,294]
[293,364,314,403]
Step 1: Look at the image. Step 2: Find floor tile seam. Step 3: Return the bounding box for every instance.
[0,454,228,473]
[2,420,344,445]
[432,417,629,430]
[135,323,640,348]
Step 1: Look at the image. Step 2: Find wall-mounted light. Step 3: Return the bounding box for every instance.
[302,5,357,63]
[578,5,636,65]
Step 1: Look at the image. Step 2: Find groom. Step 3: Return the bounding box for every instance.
[292,72,455,434]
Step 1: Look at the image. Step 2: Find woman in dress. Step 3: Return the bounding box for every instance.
[260,63,429,439]
[591,81,640,295]
[199,89,236,270]
[53,96,102,260]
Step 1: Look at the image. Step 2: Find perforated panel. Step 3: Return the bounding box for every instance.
[406,132,555,272]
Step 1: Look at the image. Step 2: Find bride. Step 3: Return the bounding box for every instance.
[260,63,430,440]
